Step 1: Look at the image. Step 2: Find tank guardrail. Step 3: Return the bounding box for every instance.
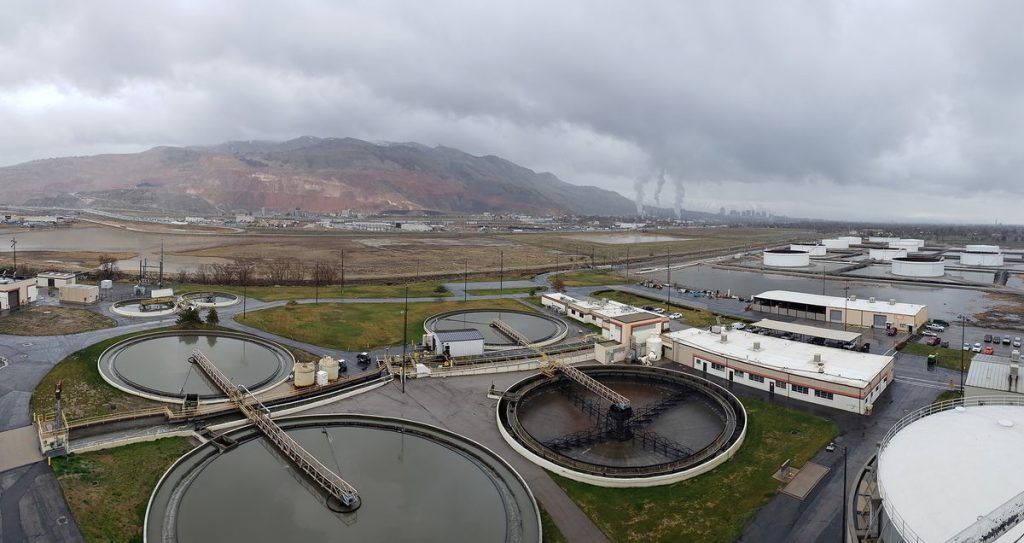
[492,318,631,409]
[875,395,1024,543]
[189,349,360,510]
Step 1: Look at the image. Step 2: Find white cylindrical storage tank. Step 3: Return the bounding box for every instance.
[100,279,113,289]
[646,336,663,362]
[821,239,849,249]
[965,244,1000,253]
[869,248,908,261]
[891,256,944,277]
[319,356,340,381]
[293,361,316,387]
[838,236,862,245]
[888,239,924,252]
[868,236,898,244]
[961,250,1004,266]
[315,370,329,386]
[764,249,810,267]
[790,244,826,256]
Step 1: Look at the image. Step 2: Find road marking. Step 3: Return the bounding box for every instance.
[895,376,955,390]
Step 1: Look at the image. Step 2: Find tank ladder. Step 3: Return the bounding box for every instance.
[188,349,360,510]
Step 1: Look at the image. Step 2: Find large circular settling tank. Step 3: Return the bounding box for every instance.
[180,291,240,308]
[99,331,292,402]
[498,366,746,486]
[145,415,541,543]
[425,309,567,349]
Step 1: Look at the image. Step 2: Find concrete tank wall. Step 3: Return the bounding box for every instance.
[889,239,924,252]
[892,258,945,277]
[961,252,1004,266]
[966,244,1001,252]
[838,236,862,245]
[764,250,810,267]
[822,239,849,249]
[790,244,827,256]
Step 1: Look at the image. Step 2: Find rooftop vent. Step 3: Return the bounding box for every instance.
[813,353,822,363]
[889,299,896,305]
[720,333,728,343]
[1012,351,1020,362]
[868,297,876,303]
[753,341,761,351]
[848,294,857,301]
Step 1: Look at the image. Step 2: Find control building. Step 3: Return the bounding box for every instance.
[750,290,928,332]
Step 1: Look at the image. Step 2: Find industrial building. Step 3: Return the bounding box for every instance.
[789,244,826,256]
[890,255,945,277]
[0,277,38,310]
[965,352,1024,400]
[541,292,668,346]
[429,329,486,357]
[961,244,1004,266]
[750,290,928,331]
[59,284,99,304]
[662,328,894,414]
[869,401,1024,542]
[36,271,77,289]
[763,248,809,267]
[868,248,907,261]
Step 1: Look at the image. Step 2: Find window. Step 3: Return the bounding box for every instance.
[749,374,764,383]
[774,381,786,390]
[792,384,809,394]
[814,390,834,400]
[711,362,725,372]
[733,370,745,378]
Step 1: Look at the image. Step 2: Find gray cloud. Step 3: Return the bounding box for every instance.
[1,0,1022,222]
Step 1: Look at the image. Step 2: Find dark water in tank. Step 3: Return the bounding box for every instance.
[172,426,510,542]
[433,310,559,345]
[111,335,282,397]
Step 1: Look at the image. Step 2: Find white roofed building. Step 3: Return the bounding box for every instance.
[663,328,894,414]
[541,292,668,347]
[751,290,928,332]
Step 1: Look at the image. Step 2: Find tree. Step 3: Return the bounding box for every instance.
[98,254,119,280]
[176,307,202,327]
[205,308,220,325]
[433,284,449,294]
[552,277,566,292]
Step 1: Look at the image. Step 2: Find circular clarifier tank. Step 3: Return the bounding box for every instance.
[498,365,746,487]
[99,330,292,402]
[144,415,541,543]
[425,309,567,349]
[180,291,240,308]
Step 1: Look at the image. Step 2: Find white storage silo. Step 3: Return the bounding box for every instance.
[645,336,663,362]
[319,356,340,381]
[961,245,1004,266]
[315,370,329,386]
[293,361,316,387]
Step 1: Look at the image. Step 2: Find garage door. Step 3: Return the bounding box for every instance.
[872,314,887,329]
[830,309,843,322]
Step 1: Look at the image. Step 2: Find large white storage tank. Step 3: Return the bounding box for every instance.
[821,239,849,249]
[869,248,908,261]
[891,256,944,277]
[645,336,663,362]
[790,244,826,256]
[889,239,924,252]
[319,356,340,381]
[838,236,862,245]
[764,249,810,267]
[961,245,1004,266]
[868,236,899,244]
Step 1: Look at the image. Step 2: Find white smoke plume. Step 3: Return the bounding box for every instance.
[633,173,648,215]
[672,176,685,218]
[653,169,668,204]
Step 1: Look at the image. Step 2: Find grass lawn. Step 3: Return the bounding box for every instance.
[467,286,546,296]
[0,306,115,336]
[553,397,836,543]
[237,298,533,351]
[539,504,568,543]
[899,342,972,372]
[592,290,743,329]
[550,270,629,287]
[54,437,194,542]
[932,389,963,405]
[173,281,454,302]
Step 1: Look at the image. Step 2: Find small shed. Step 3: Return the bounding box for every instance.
[59,284,99,304]
[36,271,77,289]
[431,329,486,357]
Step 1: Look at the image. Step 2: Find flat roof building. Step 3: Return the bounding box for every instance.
[36,271,77,289]
[663,328,894,414]
[750,290,928,332]
[0,277,38,310]
[965,353,1024,400]
[541,292,668,347]
[430,329,485,357]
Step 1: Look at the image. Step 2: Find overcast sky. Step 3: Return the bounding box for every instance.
[1,1,1021,223]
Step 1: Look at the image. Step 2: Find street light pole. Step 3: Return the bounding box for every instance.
[402,286,409,394]
[843,284,849,331]
[959,314,967,392]
[463,259,468,302]
[842,446,848,542]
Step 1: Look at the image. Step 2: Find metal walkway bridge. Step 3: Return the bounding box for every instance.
[491,318,630,410]
[188,349,361,511]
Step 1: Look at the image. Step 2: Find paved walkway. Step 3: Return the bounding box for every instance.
[0,426,43,473]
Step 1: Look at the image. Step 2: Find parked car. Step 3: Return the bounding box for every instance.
[963,343,971,351]
[653,307,666,314]
[825,442,836,452]
[932,319,951,327]
[356,352,372,367]
[1015,337,1022,348]
[984,334,993,343]
[925,336,941,346]
[1004,336,1012,345]
[732,322,746,330]
[983,346,995,355]
[668,312,682,320]
[926,324,945,332]
[860,342,871,352]
[973,343,983,352]
[642,305,654,311]
[922,330,939,337]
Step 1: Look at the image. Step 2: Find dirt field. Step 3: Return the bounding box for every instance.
[0,306,115,336]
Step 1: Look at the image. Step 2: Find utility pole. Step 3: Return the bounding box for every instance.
[158,239,165,288]
[401,286,409,394]
[499,251,504,297]
[341,250,346,297]
[9,237,16,275]
[666,249,672,312]
[463,259,469,302]
[843,285,850,331]
[959,314,967,392]
[842,446,848,542]
[625,246,630,281]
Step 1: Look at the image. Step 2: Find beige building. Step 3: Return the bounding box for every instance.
[36,271,77,289]
[59,284,99,304]
[751,290,928,332]
[0,277,38,310]
[541,292,669,346]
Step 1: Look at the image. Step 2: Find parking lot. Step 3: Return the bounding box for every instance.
[919,321,1023,355]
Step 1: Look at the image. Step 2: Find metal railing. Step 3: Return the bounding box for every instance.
[875,395,1024,543]
[189,349,359,508]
